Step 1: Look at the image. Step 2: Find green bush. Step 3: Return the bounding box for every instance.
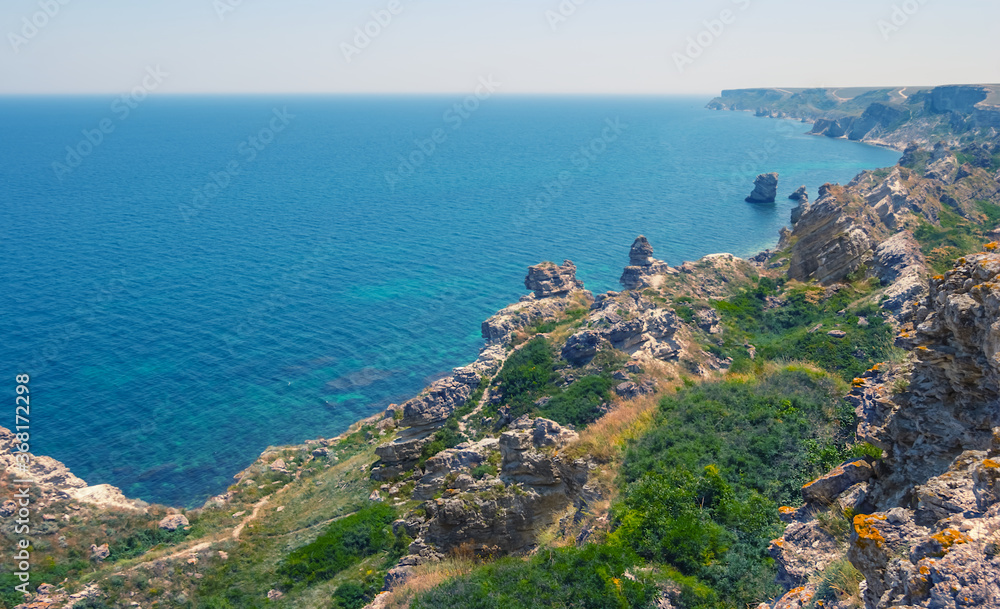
[470,463,498,479]
[490,336,615,428]
[494,337,556,413]
[109,525,190,561]
[611,466,780,607]
[613,368,858,607]
[623,368,851,507]
[279,504,400,587]
[410,544,658,609]
[540,375,614,427]
[332,578,383,609]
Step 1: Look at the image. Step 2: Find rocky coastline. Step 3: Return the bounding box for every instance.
[5,92,1000,609]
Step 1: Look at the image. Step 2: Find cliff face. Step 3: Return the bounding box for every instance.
[778,147,1000,291]
[708,84,1000,150]
[767,258,1000,609]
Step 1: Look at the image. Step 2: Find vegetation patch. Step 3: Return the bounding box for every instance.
[410,544,658,609]
[489,337,616,427]
[279,504,404,587]
[712,278,897,380]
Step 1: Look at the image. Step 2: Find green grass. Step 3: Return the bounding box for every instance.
[913,205,992,273]
[712,280,897,381]
[410,544,659,609]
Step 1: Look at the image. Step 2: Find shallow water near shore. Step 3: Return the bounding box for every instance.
[0,95,900,506]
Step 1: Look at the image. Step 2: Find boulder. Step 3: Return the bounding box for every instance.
[524,260,584,298]
[90,543,110,561]
[801,459,875,504]
[745,173,779,203]
[158,514,189,531]
[789,185,808,202]
[561,331,601,365]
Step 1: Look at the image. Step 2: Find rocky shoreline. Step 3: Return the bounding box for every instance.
[5,92,1000,609]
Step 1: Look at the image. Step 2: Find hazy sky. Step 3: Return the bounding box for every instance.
[2,0,997,95]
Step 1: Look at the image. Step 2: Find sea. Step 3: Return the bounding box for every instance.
[0,95,901,506]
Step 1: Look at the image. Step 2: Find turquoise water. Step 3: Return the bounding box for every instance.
[0,96,899,506]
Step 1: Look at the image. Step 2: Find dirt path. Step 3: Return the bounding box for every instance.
[232,495,270,540]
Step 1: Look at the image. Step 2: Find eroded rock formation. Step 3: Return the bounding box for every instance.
[620,236,671,290]
[524,260,584,298]
[746,172,779,203]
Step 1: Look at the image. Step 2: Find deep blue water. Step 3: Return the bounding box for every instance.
[0,96,900,506]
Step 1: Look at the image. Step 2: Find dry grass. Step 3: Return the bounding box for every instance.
[564,392,661,463]
[370,555,478,609]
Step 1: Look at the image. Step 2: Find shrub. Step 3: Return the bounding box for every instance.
[279,504,400,587]
[332,577,383,609]
[610,467,781,607]
[539,375,614,427]
[410,544,658,609]
[623,368,850,506]
[494,337,556,414]
[109,525,190,561]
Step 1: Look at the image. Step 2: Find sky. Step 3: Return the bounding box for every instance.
[1,0,998,95]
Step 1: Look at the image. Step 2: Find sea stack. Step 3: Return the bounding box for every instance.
[524,260,584,298]
[745,173,779,203]
[620,236,671,290]
[789,185,808,202]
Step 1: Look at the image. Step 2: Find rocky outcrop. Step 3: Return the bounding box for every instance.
[847,452,1000,609]
[881,255,1000,505]
[786,184,874,284]
[789,185,809,202]
[619,236,671,290]
[565,291,688,365]
[371,346,506,480]
[872,231,928,315]
[0,426,146,512]
[415,417,592,554]
[746,173,779,203]
[411,438,497,501]
[524,260,584,298]
[482,292,591,344]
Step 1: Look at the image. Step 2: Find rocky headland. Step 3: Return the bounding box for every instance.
[708,84,1000,151]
